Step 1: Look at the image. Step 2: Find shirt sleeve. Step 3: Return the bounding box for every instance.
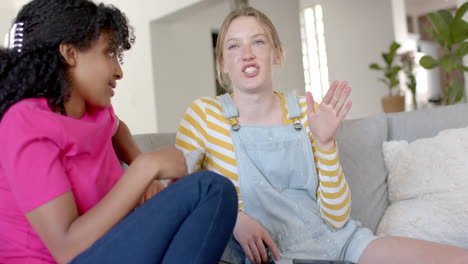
[175,100,207,173]
[311,136,351,229]
[4,137,71,214]
[304,99,351,229]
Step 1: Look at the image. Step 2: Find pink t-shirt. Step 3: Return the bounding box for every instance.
[0,98,124,264]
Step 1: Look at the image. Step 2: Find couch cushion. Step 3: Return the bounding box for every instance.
[387,103,468,142]
[378,126,468,249]
[336,113,388,233]
[132,133,176,152]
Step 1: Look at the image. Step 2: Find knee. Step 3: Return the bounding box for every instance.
[192,170,236,193]
[190,171,237,205]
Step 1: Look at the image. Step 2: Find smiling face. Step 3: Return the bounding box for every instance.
[220,15,282,93]
[67,31,123,110]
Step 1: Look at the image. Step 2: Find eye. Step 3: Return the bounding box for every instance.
[255,40,265,45]
[228,44,238,50]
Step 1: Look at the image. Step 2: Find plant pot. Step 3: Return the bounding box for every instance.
[381,95,405,113]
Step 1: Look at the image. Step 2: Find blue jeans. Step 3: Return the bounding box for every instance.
[70,171,238,264]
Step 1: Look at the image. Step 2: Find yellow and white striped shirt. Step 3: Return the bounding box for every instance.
[176,93,351,229]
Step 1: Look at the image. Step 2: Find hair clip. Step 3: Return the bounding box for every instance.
[8,22,24,53]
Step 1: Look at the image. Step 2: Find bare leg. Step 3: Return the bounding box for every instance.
[358,236,468,264]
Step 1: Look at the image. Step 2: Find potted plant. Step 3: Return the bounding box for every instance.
[419,2,468,105]
[369,42,405,113]
[401,51,418,110]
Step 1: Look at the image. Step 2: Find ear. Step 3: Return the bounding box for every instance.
[59,43,78,67]
[273,46,283,65]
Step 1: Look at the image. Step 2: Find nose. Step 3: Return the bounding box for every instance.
[114,59,123,80]
[242,45,255,61]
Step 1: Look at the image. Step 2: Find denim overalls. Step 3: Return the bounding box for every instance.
[219,93,376,264]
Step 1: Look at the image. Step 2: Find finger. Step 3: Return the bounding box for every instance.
[335,86,352,114]
[338,101,352,122]
[322,80,339,105]
[241,242,255,263]
[249,241,262,264]
[262,232,281,261]
[305,91,316,115]
[254,240,268,263]
[330,81,348,108]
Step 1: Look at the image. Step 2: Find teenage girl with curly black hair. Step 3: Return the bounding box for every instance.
[0,1,237,263]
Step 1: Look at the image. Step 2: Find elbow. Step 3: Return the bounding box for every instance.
[53,251,78,264]
[48,237,84,264]
[332,215,350,230]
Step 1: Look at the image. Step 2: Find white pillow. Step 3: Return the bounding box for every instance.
[377,126,468,249]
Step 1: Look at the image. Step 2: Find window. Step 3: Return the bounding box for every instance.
[300,5,329,102]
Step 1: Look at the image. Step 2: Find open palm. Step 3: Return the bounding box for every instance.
[306,81,352,149]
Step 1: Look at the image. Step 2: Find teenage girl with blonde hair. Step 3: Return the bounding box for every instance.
[176,6,468,264]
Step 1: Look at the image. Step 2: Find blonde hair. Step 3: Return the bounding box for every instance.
[215,7,283,91]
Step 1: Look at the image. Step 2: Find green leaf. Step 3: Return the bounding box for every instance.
[382,53,391,65]
[451,19,468,43]
[419,55,439,69]
[440,54,457,71]
[428,12,453,46]
[451,2,468,43]
[392,65,402,73]
[389,78,399,88]
[455,64,468,71]
[390,66,402,78]
[381,42,400,66]
[438,9,453,25]
[453,2,468,21]
[388,42,401,60]
[369,63,382,70]
[426,28,447,47]
[455,42,468,57]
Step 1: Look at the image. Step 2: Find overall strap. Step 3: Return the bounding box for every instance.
[219,93,239,119]
[218,93,240,131]
[284,93,301,119]
[284,93,303,130]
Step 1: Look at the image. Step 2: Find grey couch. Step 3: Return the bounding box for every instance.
[132,103,468,234]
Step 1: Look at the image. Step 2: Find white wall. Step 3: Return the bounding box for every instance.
[301,0,395,119]
[99,0,210,134]
[0,0,16,48]
[250,0,305,96]
[392,0,409,51]
[3,0,208,134]
[152,0,305,132]
[151,1,230,132]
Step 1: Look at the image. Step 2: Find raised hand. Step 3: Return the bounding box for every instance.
[233,212,281,264]
[306,81,352,150]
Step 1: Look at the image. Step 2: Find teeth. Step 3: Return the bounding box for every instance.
[245,67,257,74]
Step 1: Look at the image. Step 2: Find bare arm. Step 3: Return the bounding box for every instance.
[112,119,141,165]
[112,118,165,204]
[25,147,187,264]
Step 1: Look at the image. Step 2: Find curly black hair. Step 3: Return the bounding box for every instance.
[0,0,134,119]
